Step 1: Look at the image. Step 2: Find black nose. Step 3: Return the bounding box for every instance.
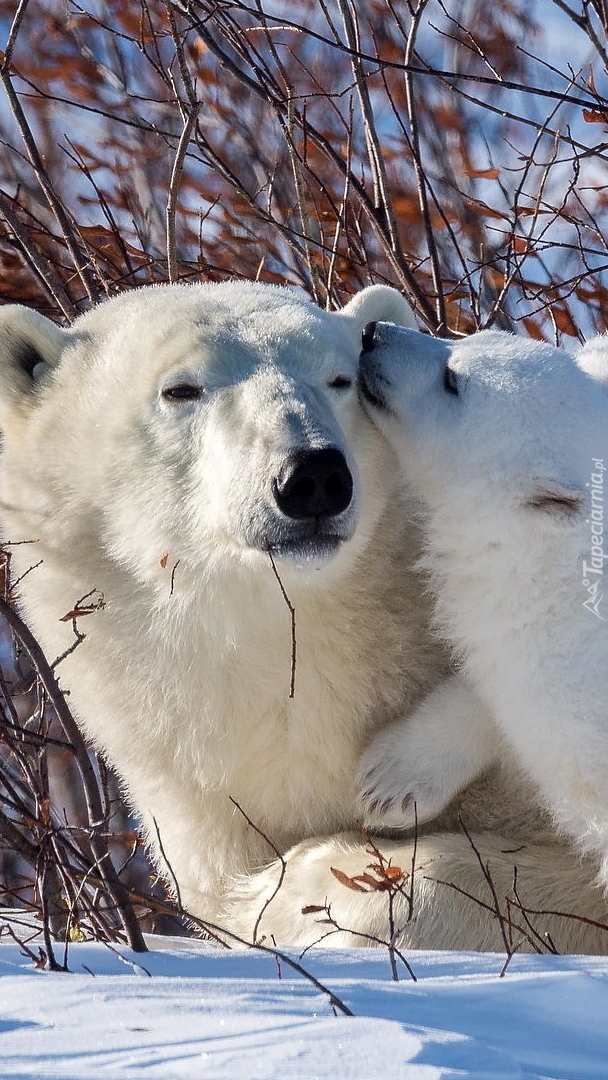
[274,448,353,520]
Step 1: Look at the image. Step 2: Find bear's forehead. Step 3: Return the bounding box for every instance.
[78,282,331,336]
[73,282,350,378]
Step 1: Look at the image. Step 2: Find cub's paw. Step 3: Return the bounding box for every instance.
[357,733,456,831]
[357,768,450,831]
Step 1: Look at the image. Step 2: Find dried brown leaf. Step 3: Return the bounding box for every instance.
[383,865,405,881]
[330,866,367,892]
[465,167,500,179]
[59,607,96,622]
[583,109,608,124]
[551,304,578,336]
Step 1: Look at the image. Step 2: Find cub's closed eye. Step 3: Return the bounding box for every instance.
[443,365,459,396]
[161,384,203,402]
[328,375,352,389]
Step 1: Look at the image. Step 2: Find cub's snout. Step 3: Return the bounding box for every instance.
[358,320,395,414]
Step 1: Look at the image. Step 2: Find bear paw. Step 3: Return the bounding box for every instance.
[356,730,459,831]
[357,765,450,831]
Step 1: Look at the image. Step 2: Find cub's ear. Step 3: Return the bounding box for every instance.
[0,306,67,418]
[525,482,585,518]
[339,285,417,331]
[575,335,608,390]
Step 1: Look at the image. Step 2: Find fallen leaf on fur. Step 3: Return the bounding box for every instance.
[301,905,327,915]
[383,865,404,880]
[59,607,96,621]
[357,872,383,887]
[330,867,367,892]
[160,553,169,568]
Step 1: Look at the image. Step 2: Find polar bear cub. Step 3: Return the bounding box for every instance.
[357,323,608,884]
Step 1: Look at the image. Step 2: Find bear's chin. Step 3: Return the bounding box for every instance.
[270,535,344,570]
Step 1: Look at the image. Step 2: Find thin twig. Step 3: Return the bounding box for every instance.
[300,901,417,981]
[458,816,513,971]
[266,547,296,698]
[167,104,200,283]
[229,796,287,945]
[402,0,447,331]
[336,0,400,253]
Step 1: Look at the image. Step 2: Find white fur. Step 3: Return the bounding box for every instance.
[358,675,500,829]
[359,323,608,889]
[2,285,606,955]
[0,282,444,919]
[228,828,608,954]
[576,333,608,389]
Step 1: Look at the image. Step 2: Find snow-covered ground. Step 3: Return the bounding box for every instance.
[0,930,606,1079]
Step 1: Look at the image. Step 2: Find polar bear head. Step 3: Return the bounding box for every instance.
[358,322,608,660]
[0,282,414,593]
[358,323,608,545]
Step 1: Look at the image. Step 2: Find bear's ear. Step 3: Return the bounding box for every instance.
[525,482,585,518]
[340,285,417,330]
[0,306,67,419]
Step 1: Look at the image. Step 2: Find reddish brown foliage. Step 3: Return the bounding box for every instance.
[0,0,604,338]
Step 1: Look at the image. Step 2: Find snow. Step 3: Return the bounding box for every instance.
[0,931,606,1079]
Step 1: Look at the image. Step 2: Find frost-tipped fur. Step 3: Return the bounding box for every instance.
[358,323,608,892]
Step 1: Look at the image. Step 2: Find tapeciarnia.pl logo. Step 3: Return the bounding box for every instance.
[582,458,606,620]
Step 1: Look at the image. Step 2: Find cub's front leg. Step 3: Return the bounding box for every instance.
[358,677,500,829]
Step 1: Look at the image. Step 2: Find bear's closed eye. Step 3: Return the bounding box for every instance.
[526,487,584,515]
[162,384,202,402]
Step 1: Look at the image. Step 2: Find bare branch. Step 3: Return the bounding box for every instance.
[0,596,146,953]
[0,69,101,305]
[167,104,201,283]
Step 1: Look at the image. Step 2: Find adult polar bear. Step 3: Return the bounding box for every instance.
[0,281,604,953]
